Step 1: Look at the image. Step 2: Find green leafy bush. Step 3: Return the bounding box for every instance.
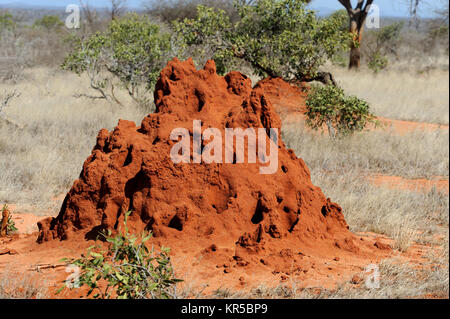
[305,84,376,137]
[62,13,171,107]
[174,0,350,80]
[60,211,182,299]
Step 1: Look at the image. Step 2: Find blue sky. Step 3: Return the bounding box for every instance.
[0,0,444,18]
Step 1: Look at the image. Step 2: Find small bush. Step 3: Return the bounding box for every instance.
[33,15,64,31]
[368,52,389,73]
[305,84,377,137]
[0,205,17,235]
[60,211,182,299]
[365,22,403,73]
[0,11,15,33]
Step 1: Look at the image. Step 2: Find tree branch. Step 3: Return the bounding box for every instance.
[361,0,375,22]
[338,0,352,10]
[301,71,338,87]
[338,0,355,15]
[288,71,338,87]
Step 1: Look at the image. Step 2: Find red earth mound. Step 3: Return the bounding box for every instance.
[255,77,308,117]
[37,58,379,283]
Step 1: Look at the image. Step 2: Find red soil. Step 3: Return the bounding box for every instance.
[377,117,449,135]
[369,175,449,194]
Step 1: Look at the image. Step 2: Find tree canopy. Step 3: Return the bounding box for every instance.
[174,0,351,83]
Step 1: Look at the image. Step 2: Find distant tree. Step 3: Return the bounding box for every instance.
[0,11,15,33]
[33,15,64,31]
[338,0,374,69]
[110,0,128,20]
[79,0,100,32]
[435,1,449,24]
[366,22,403,73]
[426,0,449,52]
[407,0,421,29]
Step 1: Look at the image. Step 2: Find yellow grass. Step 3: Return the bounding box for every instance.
[327,63,450,125]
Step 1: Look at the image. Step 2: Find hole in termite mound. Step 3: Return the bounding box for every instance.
[168,214,183,231]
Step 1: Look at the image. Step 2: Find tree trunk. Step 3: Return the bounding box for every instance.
[0,208,10,237]
[339,0,374,70]
[349,44,361,69]
[348,18,363,70]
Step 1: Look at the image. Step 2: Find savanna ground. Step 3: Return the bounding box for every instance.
[0,61,448,299]
[0,3,449,299]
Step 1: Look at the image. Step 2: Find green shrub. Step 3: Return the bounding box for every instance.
[0,205,17,235]
[0,11,15,34]
[33,15,64,31]
[305,84,377,137]
[174,0,350,79]
[368,52,388,73]
[62,13,171,107]
[59,211,182,299]
[375,22,403,48]
[365,22,403,73]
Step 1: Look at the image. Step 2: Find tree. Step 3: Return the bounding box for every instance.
[435,1,449,24]
[408,0,421,29]
[110,0,128,20]
[0,11,15,33]
[338,0,374,69]
[367,22,403,73]
[426,0,449,52]
[174,0,350,85]
[33,15,64,32]
[79,0,100,32]
[62,14,171,108]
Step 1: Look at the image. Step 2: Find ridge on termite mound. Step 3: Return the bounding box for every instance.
[37,58,360,265]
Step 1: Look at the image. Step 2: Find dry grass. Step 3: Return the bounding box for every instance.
[282,122,449,179]
[326,62,449,125]
[0,67,148,212]
[310,171,448,251]
[0,268,47,299]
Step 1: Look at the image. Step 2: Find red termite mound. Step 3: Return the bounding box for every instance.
[37,58,362,274]
[254,77,309,117]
